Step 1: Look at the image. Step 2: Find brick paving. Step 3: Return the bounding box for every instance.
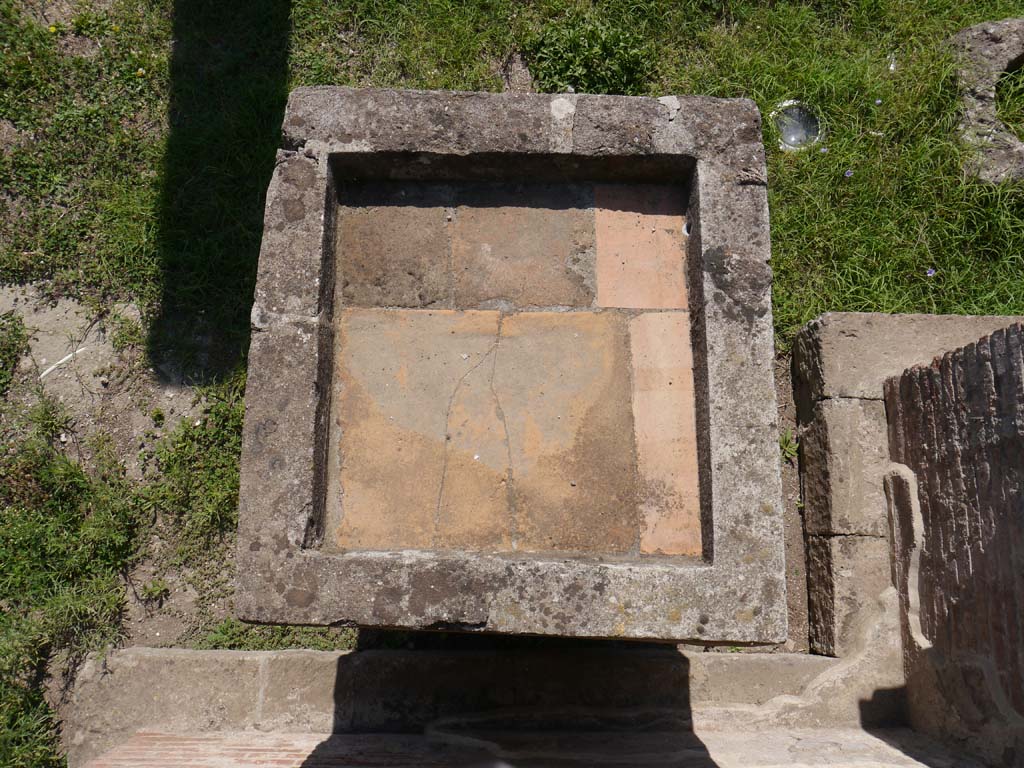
[85,728,976,767]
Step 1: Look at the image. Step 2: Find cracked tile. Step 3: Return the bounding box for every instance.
[326,308,643,556]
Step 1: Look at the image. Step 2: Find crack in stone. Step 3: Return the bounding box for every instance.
[488,314,517,549]
[433,321,502,546]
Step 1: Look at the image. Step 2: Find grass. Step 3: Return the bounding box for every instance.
[4,0,1024,764]
[0,311,28,396]
[192,619,358,652]
[0,399,137,765]
[998,65,1024,140]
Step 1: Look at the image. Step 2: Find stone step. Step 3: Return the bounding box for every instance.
[65,647,844,766]
[85,728,978,767]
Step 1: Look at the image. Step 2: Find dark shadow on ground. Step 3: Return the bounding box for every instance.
[860,689,989,768]
[300,632,718,767]
[151,0,291,384]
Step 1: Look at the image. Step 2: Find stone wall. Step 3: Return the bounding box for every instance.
[793,312,1019,659]
[884,322,1024,767]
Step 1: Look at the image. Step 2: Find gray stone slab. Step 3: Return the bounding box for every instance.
[237,87,785,643]
[793,312,1022,413]
[253,151,333,320]
[801,398,890,537]
[806,534,893,657]
[63,646,839,767]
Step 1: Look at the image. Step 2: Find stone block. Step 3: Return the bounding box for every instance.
[62,648,264,767]
[806,534,892,657]
[800,398,890,537]
[252,151,330,320]
[572,94,665,155]
[793,312,1022,415]
[63,646,848,766]
[260,650,352,733]
[238,316,324,552]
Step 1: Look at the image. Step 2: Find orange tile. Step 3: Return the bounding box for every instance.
[329,309,506,552]
[629,312,701,556]
[451,184,595,308]
[326,308,641,556]
[594,184,688,309]
[497,311,638,554]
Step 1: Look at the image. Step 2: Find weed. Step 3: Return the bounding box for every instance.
[522,10,655,95]
[0,369,246,764]
[0,417,140,765]
[139,372,245,564]
[779,428,800,464]
[26,396,72,444]
[109,314,144,352]
[139,578,170,605]
[0,312,28,397]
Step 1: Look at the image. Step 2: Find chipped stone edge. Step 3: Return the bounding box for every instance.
[236,87,786,643]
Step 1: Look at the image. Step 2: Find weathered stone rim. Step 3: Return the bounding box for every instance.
[237,87,785,643]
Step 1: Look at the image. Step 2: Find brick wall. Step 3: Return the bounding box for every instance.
[885,322,1024,767]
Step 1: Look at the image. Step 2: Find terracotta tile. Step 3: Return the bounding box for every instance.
[327,308,643,556]
[497,311,638,554]
[594,184,688,309]
[336,183,451,308]
[451,183,595,309]
[629,312,701,556]
[329,309,506,551]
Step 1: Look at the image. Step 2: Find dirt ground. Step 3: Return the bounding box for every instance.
[1,284,232,648]
[776,353,810,652]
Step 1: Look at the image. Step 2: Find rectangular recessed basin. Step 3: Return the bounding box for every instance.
[235,88,786,643]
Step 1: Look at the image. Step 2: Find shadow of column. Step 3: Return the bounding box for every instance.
[300,633,719,767]
[150,0,291,384]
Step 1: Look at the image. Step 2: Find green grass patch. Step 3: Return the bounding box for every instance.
[0,311,28,396]
[193,619,357,652]
[997,65,1024,141]
[0,401,138,765]
[139,373,245,565]
[0,374,246,766]
[0,0,169,308]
